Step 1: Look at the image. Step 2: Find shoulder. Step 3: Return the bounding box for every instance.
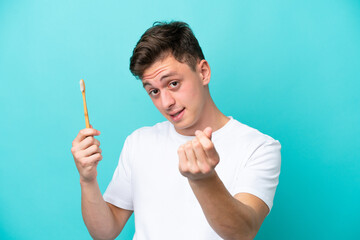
[226,118,281,156]
[229,118,279,142]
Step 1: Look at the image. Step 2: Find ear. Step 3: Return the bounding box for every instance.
[198,59,211,86]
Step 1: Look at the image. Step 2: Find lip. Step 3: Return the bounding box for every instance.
[169,108,185,122]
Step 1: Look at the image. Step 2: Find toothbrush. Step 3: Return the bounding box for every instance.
[80,79,90,128]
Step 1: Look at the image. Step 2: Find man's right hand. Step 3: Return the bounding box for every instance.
[71,127,102,183]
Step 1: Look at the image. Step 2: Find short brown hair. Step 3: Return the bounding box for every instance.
[129,21,205,79]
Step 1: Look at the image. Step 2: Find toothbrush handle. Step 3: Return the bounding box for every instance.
[82,92,90,128]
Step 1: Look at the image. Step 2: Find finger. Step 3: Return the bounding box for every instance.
[184,141,199,173]
[81,145,102,158]
[72,136,100,153]
[77,136,100,151]
[73,128,101,145]
[203,127,212,140]
[83,153,103,166]
[177,145,189,173]
[192,138,211,174]
[195,130,219,165]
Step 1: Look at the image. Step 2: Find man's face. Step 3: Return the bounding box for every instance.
[142,54,210,135]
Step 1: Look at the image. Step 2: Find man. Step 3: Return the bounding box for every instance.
[71,21,281,240]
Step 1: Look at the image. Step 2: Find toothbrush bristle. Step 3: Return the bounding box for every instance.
[80,79,85,92]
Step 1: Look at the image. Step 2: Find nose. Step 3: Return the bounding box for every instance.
[161,89,175,110]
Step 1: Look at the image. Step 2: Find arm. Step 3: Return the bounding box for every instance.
[80,179,133,240]
[178,128,268,240]
[71,128,132,240]
[188,172,268,240]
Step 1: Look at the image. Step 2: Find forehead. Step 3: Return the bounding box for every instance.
[142,54,188,82]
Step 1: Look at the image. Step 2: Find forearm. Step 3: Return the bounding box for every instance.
[80,179,118,240]
[188,172,258,240]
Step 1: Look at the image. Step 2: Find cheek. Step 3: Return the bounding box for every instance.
[151,98,163,111]
[180,83,201,101]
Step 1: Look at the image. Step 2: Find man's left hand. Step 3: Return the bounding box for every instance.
[177,127,220,181]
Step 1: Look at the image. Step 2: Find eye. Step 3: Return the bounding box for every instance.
[169,81,179,89]
[149,89,159,96]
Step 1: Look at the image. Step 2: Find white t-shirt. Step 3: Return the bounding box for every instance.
[103,117,281,240]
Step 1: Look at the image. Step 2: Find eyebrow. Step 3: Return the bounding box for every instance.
[142,71,178,88]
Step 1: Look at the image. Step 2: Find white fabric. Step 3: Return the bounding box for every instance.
[103,117,281,240]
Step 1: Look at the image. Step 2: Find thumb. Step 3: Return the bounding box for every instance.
[203,127,212,140]
[90,124,93,129]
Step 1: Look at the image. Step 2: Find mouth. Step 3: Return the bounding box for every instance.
[169,108,185,122]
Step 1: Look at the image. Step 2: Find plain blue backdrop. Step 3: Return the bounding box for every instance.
[1,0,359,239]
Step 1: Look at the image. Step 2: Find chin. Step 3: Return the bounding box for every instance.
[173,119,198,133]
[165,111,199,133]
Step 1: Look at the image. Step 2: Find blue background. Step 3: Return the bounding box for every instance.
[1,0,359,239]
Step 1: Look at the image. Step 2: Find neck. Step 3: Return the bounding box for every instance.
[201,98,230,132]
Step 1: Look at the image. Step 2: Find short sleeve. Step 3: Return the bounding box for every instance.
[103,137,134,210]
[233,139,281,212]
